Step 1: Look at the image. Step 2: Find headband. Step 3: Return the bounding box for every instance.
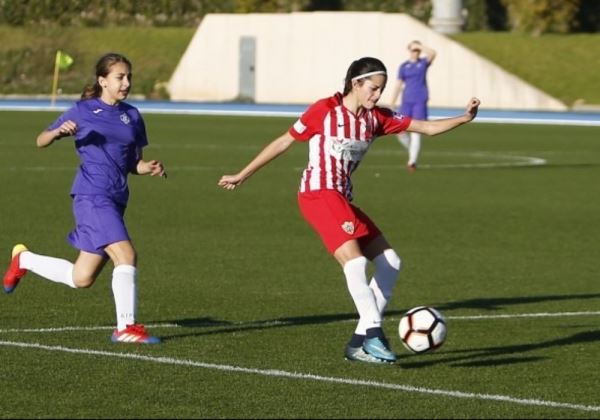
[351,70,387,81]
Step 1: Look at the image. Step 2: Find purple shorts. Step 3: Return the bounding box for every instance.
[399,101,428,120]
[67,195,130,256]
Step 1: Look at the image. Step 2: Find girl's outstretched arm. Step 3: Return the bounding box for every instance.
[407,97,480,136]
[218,131,296,190]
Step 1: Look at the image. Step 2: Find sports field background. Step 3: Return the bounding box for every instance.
[0,110,599,418]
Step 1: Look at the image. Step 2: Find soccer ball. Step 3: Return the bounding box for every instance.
[399,306,447,354]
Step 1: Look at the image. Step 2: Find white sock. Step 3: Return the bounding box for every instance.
[369,249,402,315]
[112,264,137,331]
[398,132,410,149]
[19,251,76,288]
[343,256,382,336]
[408,132,421,165]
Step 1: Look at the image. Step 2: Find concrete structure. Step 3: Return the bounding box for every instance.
[168,12,567,111]
[430,0,464,34]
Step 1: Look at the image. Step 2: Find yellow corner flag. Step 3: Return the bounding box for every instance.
[56,50,74,70]
[51,50,74,107]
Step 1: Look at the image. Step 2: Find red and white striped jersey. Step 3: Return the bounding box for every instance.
[289,92,412,201]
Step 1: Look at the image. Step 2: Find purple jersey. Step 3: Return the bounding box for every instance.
[398,57,430,103]
[48,97,148,205]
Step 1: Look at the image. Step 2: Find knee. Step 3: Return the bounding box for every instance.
[73,275,95,289]
[112,248,137,266]
[123,248,137,266]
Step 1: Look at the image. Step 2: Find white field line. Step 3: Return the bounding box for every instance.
[2,105,600,127]
[445,311,600,320]
[0,152,548,172]
[0,323,180,333]
[0,339,598,413]
[1,310,598,334]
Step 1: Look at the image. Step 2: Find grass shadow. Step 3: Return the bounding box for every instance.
[436,293,600,312]
[399,329,600,369]
[154,293,600,347]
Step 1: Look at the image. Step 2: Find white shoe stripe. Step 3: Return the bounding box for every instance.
[117,333,146,342]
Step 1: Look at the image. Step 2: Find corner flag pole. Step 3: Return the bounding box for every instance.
[50,50,61,108]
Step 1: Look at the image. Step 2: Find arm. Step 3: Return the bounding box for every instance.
[36,120,77,148]
[218,131,296,190]
[421,44,437,64]
[134,148,167,178]
[389,79,405,109]
[407,97,480,136]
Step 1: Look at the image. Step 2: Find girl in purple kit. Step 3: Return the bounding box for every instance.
[390,40,436,173]
[3,53,166,344]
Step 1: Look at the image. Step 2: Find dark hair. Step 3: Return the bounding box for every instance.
[342,57,387,95]
[81,53,132,99]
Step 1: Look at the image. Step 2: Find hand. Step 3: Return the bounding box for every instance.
[465,97,480,121]
[56,120,77,138]
[218,174,244,190]
[140,159,167,178]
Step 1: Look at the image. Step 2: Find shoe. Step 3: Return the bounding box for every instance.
[407,163,417,173]
[363,337,397,362]
[111,323,161,344]
[3,244,29,294]
[344,345,389,364]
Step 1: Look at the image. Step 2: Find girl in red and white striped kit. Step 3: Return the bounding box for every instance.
[219,57,480,364]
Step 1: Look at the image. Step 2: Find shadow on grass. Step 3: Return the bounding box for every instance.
[435,292,600,312]
[152,294,600,369]
[399,329,600,369]
[155,312,378,342]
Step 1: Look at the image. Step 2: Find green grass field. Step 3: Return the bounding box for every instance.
[452,32,600,106]
[0,110,599,418]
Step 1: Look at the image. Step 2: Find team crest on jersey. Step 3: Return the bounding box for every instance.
[341,221,355,235]
[120,113,130,124]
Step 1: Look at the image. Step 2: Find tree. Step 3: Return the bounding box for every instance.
[502,0,580,35]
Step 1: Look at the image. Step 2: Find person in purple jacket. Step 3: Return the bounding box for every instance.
[3,53,166,344]
[390,40,436,173]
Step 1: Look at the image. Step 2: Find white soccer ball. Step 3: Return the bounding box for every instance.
[399,306,447,354]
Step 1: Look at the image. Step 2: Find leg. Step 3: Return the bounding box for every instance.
[104,240,159,344]
[398,101,413,157]
[407,101,427,170]
[408,132,421,166]
[363,235,402,316]
[6,245,105,291]
[72,251,108,288]
[336,240,396,362]
[297,191,393,361]
[397,132,411,150]
[105,240,137,330]
[335,240,381,331]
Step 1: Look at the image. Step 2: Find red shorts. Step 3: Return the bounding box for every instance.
[298,190,381,254]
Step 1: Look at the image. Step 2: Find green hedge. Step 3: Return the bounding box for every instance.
[0,0,433,27]
[0,25,194,98]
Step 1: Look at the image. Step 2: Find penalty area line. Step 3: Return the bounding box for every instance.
[0,339,598,414]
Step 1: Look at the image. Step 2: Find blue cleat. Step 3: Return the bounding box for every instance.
[362,337,397,362]
[345,345,389,364]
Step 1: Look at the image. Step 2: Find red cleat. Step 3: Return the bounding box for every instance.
[407,163,417,174]
[111,323,161,344]
[3,244,28,294]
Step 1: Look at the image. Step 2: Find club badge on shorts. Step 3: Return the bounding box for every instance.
[341,221,355,235]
